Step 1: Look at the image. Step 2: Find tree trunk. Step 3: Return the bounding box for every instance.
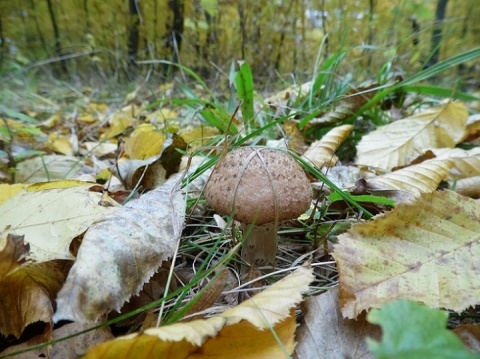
[46,0,68,74]
[163,0,184,75]
[423,0,448,69]
[127,0,140,73]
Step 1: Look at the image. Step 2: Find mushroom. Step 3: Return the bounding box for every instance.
[205,147,311,266]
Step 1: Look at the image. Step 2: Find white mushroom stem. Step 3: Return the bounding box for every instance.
[240,222,278,266]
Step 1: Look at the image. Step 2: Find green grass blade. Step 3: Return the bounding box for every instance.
[234,62,255,129]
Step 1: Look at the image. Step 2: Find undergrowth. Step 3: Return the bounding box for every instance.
[1,46,480,358]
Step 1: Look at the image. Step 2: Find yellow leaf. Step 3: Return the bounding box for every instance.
[333,190,480,319]
[432,147,480,179]
[179,126,220,151]
[48,132,74,156]
[0,184,28,205]
[303,124,353,168]
[100,105,138,141]
[83,267,313,358]
[123,124,165,159]
[356,102,468,170]
[366,159,452,197]
[0,181,115,262]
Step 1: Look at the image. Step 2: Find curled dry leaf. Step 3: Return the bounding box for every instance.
[356,102,468,170]
[83,266,314,359]
[0,234,69,338]
[302,124,353,168]
[53,177,186,323]
[333,190,480,319]
[0,259,72,337]
[432,147,480,179]
[366,159,452,198]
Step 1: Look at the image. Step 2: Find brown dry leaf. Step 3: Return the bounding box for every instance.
[0,180,115,262]
[0,322,113,358]
[83,266,314,358]
[181,268,229,321]
[53,176,186,323]
[366,159,452,198]
[0,234,29,281]
[294,287,380,359]
[0,259,72,337]
[454,323,480,352]
[264,81,313,116]
[333,190,480,319]
[309,84,378,126]
[356,102,468,170]
[303,124,353,168]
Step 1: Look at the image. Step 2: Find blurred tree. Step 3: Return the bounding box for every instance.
[424,0,448,69]
[46,0,67,74]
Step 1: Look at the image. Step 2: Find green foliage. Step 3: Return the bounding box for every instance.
[367,300,480,359]
[234,62,255,131]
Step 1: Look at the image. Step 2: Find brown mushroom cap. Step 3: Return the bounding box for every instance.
[205,147,311,225]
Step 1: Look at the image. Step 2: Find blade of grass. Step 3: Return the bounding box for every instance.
[234,62,255,130]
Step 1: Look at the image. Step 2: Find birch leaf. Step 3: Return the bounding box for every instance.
[432,147,480,178]
[0,180,115,262]
[333,190,480,319]
[366,159,452,197]
[356,102,468,170]
[303,124,353,168]
[83,266,314,359]
[53,178,186,323]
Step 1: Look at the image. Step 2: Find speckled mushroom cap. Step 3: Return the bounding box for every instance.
[205,147,311,225]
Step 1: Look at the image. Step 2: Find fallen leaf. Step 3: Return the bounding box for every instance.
[303,124,353,168]
[0,180,115,262]
[432,147,480,179]
[294,287,380,359]
[356,102,468,170]
[53,177,186,323]
[15,155,84,183]
[366,159,452,198]
[0,260,72,337]
[123,124,165,159]
[367,300,479,359]
[0,322,113,358]
[83,266,314,358]
[454,323,480,353]
[333,190,480,319]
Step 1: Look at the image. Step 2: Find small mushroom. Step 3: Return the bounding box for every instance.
[205,147,311,266]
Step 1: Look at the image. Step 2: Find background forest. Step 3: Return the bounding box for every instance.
[1,0,480,358]
[1,0,479,89]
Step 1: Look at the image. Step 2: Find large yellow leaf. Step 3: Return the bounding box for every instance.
[303,124,353,168]
[0,180,116,262]
[333,190,480,319]
[356,102,468,170]
[83,266,314,358]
